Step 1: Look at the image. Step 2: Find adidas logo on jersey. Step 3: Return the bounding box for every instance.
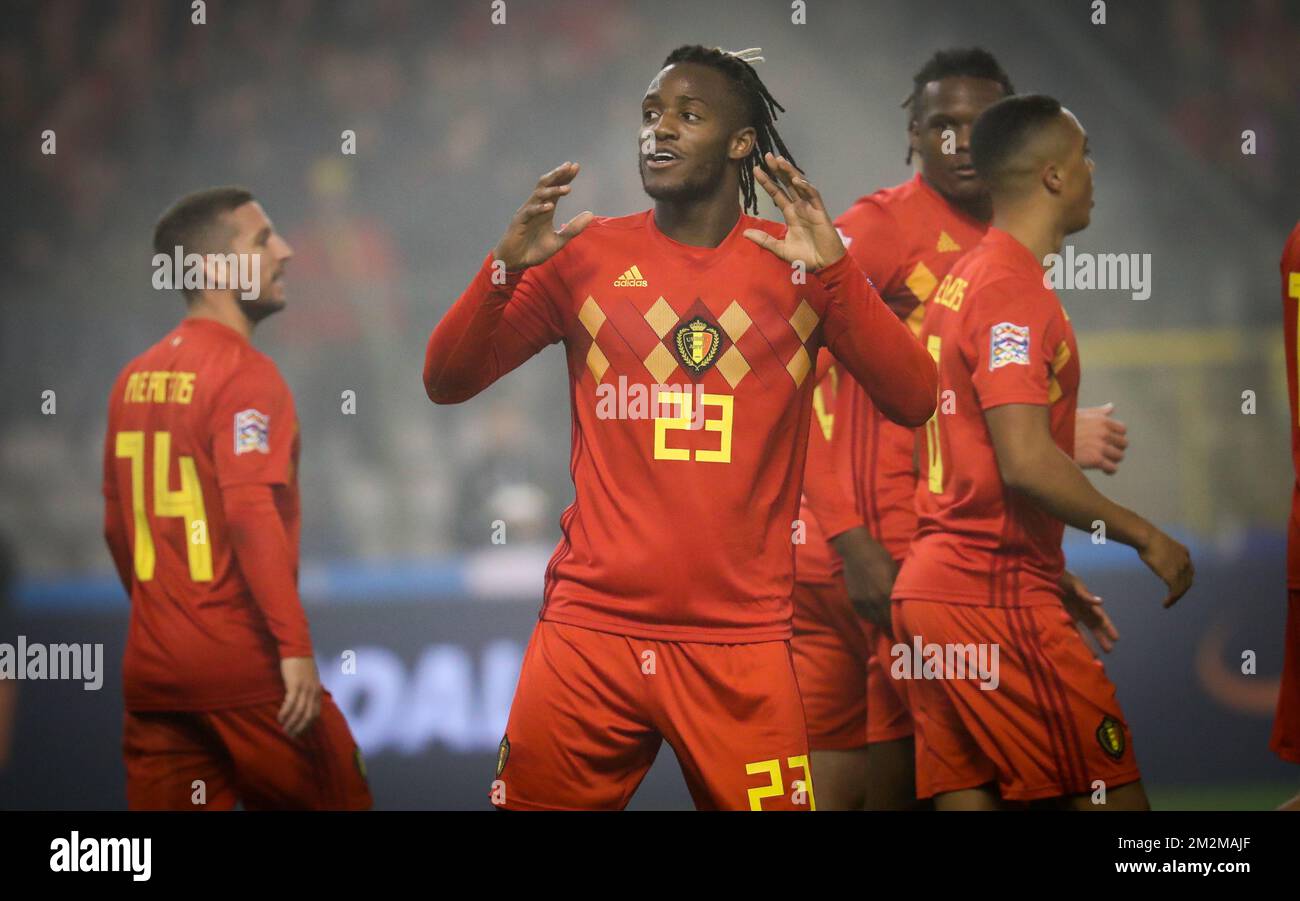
[936,231,962,253]
[614,265,648,287]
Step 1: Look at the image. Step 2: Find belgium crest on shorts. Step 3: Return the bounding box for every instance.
[674,316,722,374]
[496,734,511,778]
[1096,715,1125,760]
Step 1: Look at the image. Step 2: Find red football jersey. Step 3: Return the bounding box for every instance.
[796,174,988,583]
[893,227,1080,606]
[425,209,936,642]
[103,318,309,710]
[1284,221,1300,588]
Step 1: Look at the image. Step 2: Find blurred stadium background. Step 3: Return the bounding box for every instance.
[0,0,1297,809]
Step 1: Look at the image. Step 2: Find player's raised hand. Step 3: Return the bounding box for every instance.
[1137,528,1194,608]
[743,152,846,271]
[278,656,323,739]
[1059,570,1119,652]
[492,162,595,271]
[1074,403,1128,474]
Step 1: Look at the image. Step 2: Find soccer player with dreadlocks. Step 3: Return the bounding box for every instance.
[423,45,936,810]
[792,48,1132,809]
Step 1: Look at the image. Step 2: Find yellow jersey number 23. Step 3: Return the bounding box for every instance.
[653,390,734,463]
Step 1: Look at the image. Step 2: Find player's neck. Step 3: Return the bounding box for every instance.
[652,189,741,248]
[990,205,1066,270]
[921,171,992,223]
[186,296,255,341]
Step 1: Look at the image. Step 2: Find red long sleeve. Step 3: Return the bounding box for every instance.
[424,253,564,404]
[223,482,313,659]
[802,354,864,541]
[815,253,937,427]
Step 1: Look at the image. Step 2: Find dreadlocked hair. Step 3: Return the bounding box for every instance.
[902,47,1014,164]
[660,45,799,215]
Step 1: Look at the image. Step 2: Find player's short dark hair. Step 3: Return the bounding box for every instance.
[153,187,253,255]
[904,47,1014,164]
[905,47,1015,119]
[659,45,798,215]
[970,94,1064,192]
[152,186,254,299]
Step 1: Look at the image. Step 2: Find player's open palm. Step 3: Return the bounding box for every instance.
[1138,529,1194,608]
[493,162,595,271]
[279,656,323,739]
[743,152,846,271]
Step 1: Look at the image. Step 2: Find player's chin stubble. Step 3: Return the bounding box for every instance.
[638,153,720,205]
[238,295,286,323]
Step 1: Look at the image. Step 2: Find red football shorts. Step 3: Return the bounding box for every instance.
[123,692,372,810]
[493,620,814,810]
[790,580,913,749]
[892,597,1141,802]
[1271,588,1300,764]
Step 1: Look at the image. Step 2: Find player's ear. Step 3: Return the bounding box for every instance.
[729,126,756,161]
[1042,162,1064,196]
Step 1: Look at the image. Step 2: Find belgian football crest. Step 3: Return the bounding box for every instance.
[1096,715,1125,760]
[674,316,722,374]
[496,734,511,777]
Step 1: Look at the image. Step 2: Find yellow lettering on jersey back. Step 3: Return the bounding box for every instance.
[933,275,967,312]
[924,335,945,493]
[147,371,168,403]
[115,430,213,582]
[124,371,197,404]
[172,372,196,404]
[114,431,155,581]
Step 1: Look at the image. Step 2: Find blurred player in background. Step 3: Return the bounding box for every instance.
[424,46,936,810]
[892,95,1193,810]
[1275,219,1300,810]
[792,49,1129,809]
[102,187,371,810]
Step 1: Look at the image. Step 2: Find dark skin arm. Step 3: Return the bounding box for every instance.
[1060,568,1120,652]
[833,405,1129,634]
[985,403,1193,607]
[831,528,897,631]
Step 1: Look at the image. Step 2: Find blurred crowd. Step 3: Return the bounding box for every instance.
[0,0,639,573]
[0,0,1295,579]
[1095,0,1299,225]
